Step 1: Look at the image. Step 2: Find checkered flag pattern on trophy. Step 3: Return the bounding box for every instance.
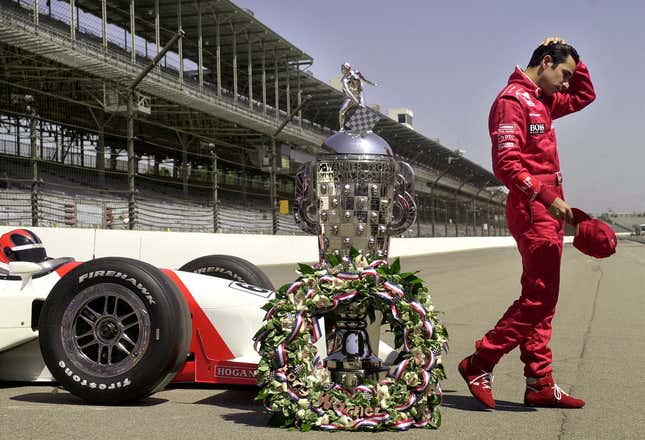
[346,106,381,133]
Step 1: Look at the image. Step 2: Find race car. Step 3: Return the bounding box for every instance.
[0,228,281,404]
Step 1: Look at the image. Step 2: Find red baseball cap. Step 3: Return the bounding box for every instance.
[571,208,617,258]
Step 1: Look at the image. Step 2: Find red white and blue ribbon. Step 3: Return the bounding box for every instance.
[369,259,388,268]
[354,385,373,397]
[310,404,325,416]
[390,417,415,431]
[253,329,268,353]
[392,358,410,380]
[274,343,287,368]
[413,419,430,428]
[320,424,345,431]
[424,350,436,371]
[366,413,390,423]
[409,301,427,317]
[384,281,404,298]
[352,419,379,429]
[394,392,417,411]
[263,306,276,321]
[286,387,300,402]
[423,320,435,338]
[274,370,288,383]
[333,290,358,307]
[403,327,412,351]
[313,353,322,368]
[415,370,432,393]
[361,267,379,282]
[286,280,304,295]
[305,288,316,299]
[310,316,323,343]
[390,304,402,322]
[318,275,335,284]
[263,397,274,413]
[337,272,360,281]
[375,291,395,304]
[286,312,305,343]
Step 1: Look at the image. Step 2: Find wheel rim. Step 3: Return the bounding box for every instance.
[60,283,151,377]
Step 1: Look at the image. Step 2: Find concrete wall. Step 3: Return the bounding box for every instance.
[0,226,576,268]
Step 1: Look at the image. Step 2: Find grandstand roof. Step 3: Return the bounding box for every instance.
[74,0,313,65]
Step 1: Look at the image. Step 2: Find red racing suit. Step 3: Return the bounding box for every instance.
[475,62,596,377]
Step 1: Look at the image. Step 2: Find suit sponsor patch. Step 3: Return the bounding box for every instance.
[529,123,545,135]
[498,142,514,149]
[498,123,515,133]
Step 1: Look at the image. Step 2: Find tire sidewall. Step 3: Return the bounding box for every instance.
[179,254,273,291]
[39,257,190,404]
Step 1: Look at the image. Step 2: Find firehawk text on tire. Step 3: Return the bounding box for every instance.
[179,254,274,291]
[38,257,191,404]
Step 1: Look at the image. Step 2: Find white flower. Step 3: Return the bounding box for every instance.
[298,399,309,409]
[296,409,306,418]
[337,415,351,426]
[404,371,420,387]
[315,415,330,426]
[376,384,390,408]
[312,294,332,308]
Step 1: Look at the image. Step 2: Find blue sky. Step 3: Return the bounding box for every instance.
[239,0,645,213]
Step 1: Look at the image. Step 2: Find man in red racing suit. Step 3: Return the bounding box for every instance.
[459,38,596,409]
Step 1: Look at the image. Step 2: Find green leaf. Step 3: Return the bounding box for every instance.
[326,253,341,267]
[349,246,359,259]
[390,257,401,274]
[297,263,315,275]
[301,423,312,432]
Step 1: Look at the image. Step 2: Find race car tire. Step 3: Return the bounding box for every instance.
[38,257,191,404]
[179,254,274,291]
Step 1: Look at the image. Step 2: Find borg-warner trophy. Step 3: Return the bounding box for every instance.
[293,66,417,387]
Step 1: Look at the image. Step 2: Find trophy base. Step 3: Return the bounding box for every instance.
[329,367,389,390]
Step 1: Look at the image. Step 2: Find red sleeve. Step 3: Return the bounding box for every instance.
[490,97,558,207]
[548,61,596,119]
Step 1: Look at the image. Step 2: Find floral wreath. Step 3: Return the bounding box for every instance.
[253,251,449,431]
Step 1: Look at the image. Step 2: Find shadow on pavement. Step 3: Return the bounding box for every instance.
[10,391,167,407]
[193,389,267,427]
[442,393,537,413]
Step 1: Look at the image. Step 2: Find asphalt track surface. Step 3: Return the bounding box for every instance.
[2,239,643,440]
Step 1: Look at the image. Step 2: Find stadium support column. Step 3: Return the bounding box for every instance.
[89,108,107,186]
[28,100,38,227]
[179,135,189,197]
[211,150,219,233]
[102,0,107,50]
[233,30,237,104]
[473,181,489,236]
[285,60,291,116]
[297,65,302,127]
[177,0,183,85]
[262,44,267,114]
[127,93,136,229]
[270,96,311,234]
[154,0,159,71]
[216,17,221,97]
[130,1,136,64]
[428,159,458,237]
[248,35,253,110]
[33,0,39,29]
[274,57,279,121]
[198,2,203,92]
[70,0,75,43]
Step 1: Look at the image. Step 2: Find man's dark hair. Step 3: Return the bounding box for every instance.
[528,43,579,67]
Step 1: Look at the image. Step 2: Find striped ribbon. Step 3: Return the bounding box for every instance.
[253,329,268,353]
[320,424,345,431]
[305,288,317,299]
[375,290,395,303]
[274,370,288,383]
[415,370,432,393]
[424,350,436,371]
[318,275,336,284]
[413,419,430,428]
[403,327,411,352]
[392,358,410,380]
[310,405,325,416]
[310,316,323,343]
[369,259,388,268]
[361,267,379,282]
[409,300,427,317]
[390,417,415,431]
[394,392,417,411]
[352,419,379,429]
[286,280,304,295]
[286,387,300,402]
[366,413,390,423]
[423,320,435,338]
[390,304,402,321]
[263,306,276,321]
[337,272,360,281]
[384,281,405,298]
[286,312,306,343]
[274,343,287,368]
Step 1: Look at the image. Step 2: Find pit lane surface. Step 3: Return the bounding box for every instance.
[2,241,643,440]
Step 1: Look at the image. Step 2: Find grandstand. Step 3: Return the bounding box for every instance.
[0,0,508,236]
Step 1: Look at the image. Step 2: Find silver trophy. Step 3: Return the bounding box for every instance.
[294,123,417,387]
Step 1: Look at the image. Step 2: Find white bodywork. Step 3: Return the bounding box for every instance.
[0,262,395,383]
